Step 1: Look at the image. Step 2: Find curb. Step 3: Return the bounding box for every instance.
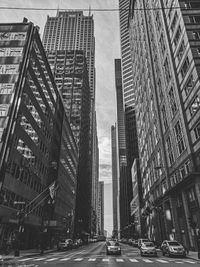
[0,249,57,260]
[17,249,57,258]
[186,255,200,262]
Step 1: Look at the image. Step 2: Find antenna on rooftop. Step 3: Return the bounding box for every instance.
[89,5,91,16]
[57,0,60,15]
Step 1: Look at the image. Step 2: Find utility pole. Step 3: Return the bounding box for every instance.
[13,202,26,257]
[13,181,59,256]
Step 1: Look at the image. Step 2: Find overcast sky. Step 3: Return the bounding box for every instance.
[0,0,121,234]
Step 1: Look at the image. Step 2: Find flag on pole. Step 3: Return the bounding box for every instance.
[49,181,56,199]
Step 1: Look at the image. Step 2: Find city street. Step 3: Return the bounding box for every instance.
[4,242,199,267]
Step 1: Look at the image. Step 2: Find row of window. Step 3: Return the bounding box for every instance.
[170,160,191,188]
[6,158,45,194]
[165,120,185,165]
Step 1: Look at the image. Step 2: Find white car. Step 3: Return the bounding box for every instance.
[140,242,157,257]
[161,240,186,257]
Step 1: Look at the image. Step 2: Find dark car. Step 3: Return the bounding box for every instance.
[57,239,73,251]
[161,240,186,257]
[106,240,121,255]
[140,242,157,257]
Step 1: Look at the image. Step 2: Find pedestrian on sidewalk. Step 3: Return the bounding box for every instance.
[183,244,189,255]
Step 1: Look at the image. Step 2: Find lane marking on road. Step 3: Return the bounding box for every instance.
[18,258,34,261]
[102,259,109,261]
[156,259,168,263]
[175,262,184,264]
[59,258,71,261]
[184,260,195,264]
[142,259,153,263]
[116,259,124,262]
[74,258,83,261]
[129,259,139,262]
[45,257,58,261]
[34,258,46,261]
[88,258,96,261]
[79,250,87,254]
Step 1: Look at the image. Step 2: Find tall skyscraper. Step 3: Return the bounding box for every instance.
[98,181,104,236]
[42,11,95,99]
[111,124,119,238]
[91,113,99,236]
[0,22,78,248]
[129,0,200,250]
[118,0,139,223]
[42,10,99,238]
[115,59,130,236]
[119,0,134,106]
[46,50,91,237]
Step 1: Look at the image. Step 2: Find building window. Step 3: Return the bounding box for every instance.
[162,181,167,194]
[177,40,185,61]
[157,78,164,101]
[180,57,190,78]
[185,2,200,9]
[184,74,194,95]
[161,105,168,131]
[193,31,200,40]
[185,159,191,174]
[168,0,175,20]
[160,33,166,54]
[174,121,185,155]
[164,58,171,82]
[187,187,196,202]
[168,87,177,116]
[177,194,183,208]
[171,11,178,32]
[155,11,162,31]
[174,25,182,46]
[189,95,200,116]
[180,165,186,180]
[166,136,174,165]
[194,121,200,139]
[189,16,200,24]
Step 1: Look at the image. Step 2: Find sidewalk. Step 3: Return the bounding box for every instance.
[187,250,200,261]
[0,248,56,261]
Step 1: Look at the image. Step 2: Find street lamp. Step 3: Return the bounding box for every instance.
[13,201,26,257]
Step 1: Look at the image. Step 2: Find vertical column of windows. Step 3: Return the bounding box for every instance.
[174,121,185,155]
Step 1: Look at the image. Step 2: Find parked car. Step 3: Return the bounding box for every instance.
[72,239,81,248]
[161,240,186,257]
[57,239,73,251]
[140,242,157,257]
[138,238,150,248]
[106,240,121,255]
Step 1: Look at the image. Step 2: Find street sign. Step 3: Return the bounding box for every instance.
[14,201,26,205]
[9,218,18,224]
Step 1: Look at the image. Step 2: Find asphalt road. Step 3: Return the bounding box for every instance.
[5,242,198,267]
